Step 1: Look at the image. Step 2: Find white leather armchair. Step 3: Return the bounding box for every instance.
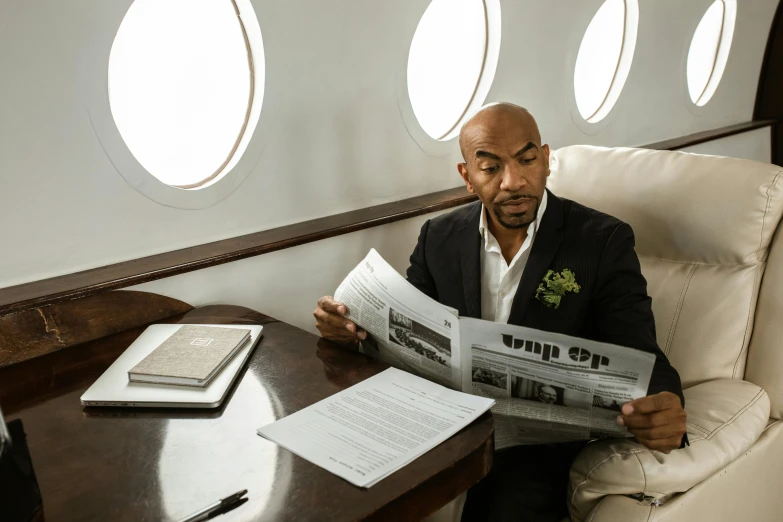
[548,146,783,521]
[428,146,783,522]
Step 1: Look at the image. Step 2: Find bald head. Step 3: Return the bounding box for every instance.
[459,103,542,161]
[538,385,557,404]
[455,102,550,232]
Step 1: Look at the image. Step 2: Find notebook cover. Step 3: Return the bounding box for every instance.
[128,325,251,382]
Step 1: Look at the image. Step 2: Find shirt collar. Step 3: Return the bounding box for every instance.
[479,190,548,253]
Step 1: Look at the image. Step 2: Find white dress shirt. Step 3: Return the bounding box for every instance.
[479,191,548,323]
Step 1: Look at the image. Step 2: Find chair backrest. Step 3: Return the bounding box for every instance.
[746,220,783,419]
[549,145,783,390]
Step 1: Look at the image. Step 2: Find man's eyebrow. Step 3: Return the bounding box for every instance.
[475,150,500,160]
[513,142,538,157]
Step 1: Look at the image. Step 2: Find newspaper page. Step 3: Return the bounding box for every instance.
[334,249,461,388]
[459,318,655,448]
[333,249,658,448]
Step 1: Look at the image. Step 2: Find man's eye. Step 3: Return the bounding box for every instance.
[483,166,499,173]
[521,156,536,165]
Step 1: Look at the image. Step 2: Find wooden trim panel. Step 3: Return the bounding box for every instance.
[0,120,776,316]
[0,187,477,316]
[0,291,193,370]
[643,120,775,151]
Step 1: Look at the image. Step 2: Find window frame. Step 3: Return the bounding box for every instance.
[90,0,269,209]
[685,0,737,109]
[570,0,640,128]
[398,0,502,153]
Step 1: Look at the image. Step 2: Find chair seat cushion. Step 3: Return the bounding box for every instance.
[567,379,770,522]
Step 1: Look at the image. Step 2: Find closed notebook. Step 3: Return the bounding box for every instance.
[128,325,251,387]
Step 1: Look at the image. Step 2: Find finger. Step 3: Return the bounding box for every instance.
[314,307,356,332]
[314,317,362,343]
[619,410,678,430]
[357,328,367,340]
[636,435,683,453]
[318,296,348,315]
[622,392,680,415]
[628,424,686,441]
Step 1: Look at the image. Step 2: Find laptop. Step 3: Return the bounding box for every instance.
[81,324,263,408]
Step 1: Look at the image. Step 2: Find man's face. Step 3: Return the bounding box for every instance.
[538,386,557,404]
[458,111,550,230]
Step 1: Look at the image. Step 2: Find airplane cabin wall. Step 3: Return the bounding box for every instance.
[0,0,778,334]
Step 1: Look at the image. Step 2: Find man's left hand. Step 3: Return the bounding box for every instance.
[618,391,687,454]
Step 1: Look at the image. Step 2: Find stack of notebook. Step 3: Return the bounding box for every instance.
[128,325,252,388]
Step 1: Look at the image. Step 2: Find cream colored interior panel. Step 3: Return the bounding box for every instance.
[747,228,783,419]
[656,421,779,522]
[665,264,760,386]
[640,256,761,387]
[569,380,770,521]
[549,146,783,265]
[639,257,695,358]
[585,421,783,522]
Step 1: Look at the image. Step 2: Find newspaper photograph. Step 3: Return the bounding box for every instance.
[460,317,655,446]
[334,249,462,388]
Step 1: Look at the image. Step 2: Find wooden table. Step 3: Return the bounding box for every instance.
[4,305,493,521]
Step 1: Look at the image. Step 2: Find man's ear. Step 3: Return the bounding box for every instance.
[543,144,551,177]
[457,163,475,193]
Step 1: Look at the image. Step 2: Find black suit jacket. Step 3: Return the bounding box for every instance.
[405,190,685,408]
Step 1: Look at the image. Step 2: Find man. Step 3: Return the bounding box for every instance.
[314,103,686,521]
[537,384,558,405]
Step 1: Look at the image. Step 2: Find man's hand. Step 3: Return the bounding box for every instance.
[618,391,687,454]
[313,296,367,345]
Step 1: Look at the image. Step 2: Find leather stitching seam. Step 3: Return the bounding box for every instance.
[633,451,649,495]
[763,419,781,432]
[685,421,711,435]
[704,389,765,440]
[638,255,759,268]
[647,502,657,522]
[570,448,648,508]
[571,391,764,509]
[756,171,781,262]
[683,390,763,439]
[663,264,697,356]
[733,264,761,378]
[586,497,606,522]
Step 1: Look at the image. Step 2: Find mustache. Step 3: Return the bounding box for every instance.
[495,194,538,205]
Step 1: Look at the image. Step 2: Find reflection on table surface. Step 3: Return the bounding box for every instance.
[9,307,493,522]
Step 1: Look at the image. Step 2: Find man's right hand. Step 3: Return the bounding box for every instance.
[313,296,367,344]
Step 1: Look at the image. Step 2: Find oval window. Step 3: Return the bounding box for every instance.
[573,0,639,123]
[687,0,736,106]
[407,0,499,141]
[108,0,263,189]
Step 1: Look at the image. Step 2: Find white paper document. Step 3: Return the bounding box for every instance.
[257,367,494,488]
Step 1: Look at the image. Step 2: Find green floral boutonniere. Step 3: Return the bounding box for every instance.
[535,269,581,309]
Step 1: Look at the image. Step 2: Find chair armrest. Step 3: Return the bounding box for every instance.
[568,379,770,522]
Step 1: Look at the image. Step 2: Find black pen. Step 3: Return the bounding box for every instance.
[177,490,248,522]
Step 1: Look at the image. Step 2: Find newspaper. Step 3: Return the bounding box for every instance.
[335,248,462,388]
[334,249,655,447]
[460,318,654,448]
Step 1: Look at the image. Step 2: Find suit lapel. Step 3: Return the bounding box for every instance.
[507,190,565,325]
[458,204,482,318]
